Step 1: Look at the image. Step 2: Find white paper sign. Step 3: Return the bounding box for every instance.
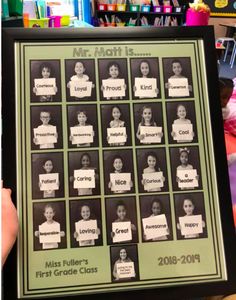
[134,78,157,98]
[107,127,127,144]
[73,169,95,189]
[117,262,135,279]
[75,220,98,242]
[70,81,92,98]
[39,222,61,244]
[172,124,193,141]
[33,126,57,145]
[140,126,162,143]
[102,79,125,98]
[39,173,59,191]
[142,172,164,190]
[70,125,94,145]
[179,215,203,236]
[177,169,199,188]
[110,173,131,192]
[34,78,56,96]
[168,78,189,97]
[142,214,169,240]
[112,221,132,243]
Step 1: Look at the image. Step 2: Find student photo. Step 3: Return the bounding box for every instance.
[65,59,96,101]
[98,59,129,101]
[31,152,64,200]
[103,149,135,195]
[139,195,173,242]
[69,199,103,248]
[30,60,62,103]
[166,101,198,144]
[130,58,161,100]
[174,193,207,240]
[67,104,99,148]
[31,106,63,150]
[106,197,138,245]
[136,148,168,193]
[169,146,202,191]
[133,103,164,145]
[110,245,139,282]
[33,201,66,251]
[68,151,100,197]
[163,57,194,99]
[100,104,132,147]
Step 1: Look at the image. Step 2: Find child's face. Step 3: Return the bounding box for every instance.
[81,155,90,168]
[142,108,152,122]
[183,199,194,215]
[116,205,126,221]
[77,112,87,125]
[180,151,188,165]
[140,62,149,77]
[152,201,161,216]
[113,158,123,172]
[112,107,121,120]
[42,67,50,79]
[40,112,51,125]
[220,87,233,108]
[177,105,186,119]
[147,155,156,168]
[75,62,85,75]
[44,207,55,221]
[172,62,182,76]
[120,249,127,260]
[109,65,119,79]
[81,205,90,220]
[43,160,53,173]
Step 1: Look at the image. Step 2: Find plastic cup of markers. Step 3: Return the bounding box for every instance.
[116,4,126,11]
[129,4,140,12]
[49,16,62,27]
[153,5,162,12]
[116,22,126,26]
[107,4,116,11]
[141,5,151,12]
[28,18,49,28]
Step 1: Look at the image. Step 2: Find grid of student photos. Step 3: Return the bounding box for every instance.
[30,56,207,283]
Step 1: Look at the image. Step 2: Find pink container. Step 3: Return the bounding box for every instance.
[163,5,172,13]
[153,5,162,12]
[186,9,210,26]
[49,16,62,27]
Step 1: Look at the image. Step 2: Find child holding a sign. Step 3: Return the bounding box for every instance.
[177,198,205,239]
[33,62,57,102]
[107,106,127,146]
[74,205,100,247]
[141,152,165,192]
[39,159,59,198]
[33,110,58,149]
[69,110,94,147]
[171,104,195,143]
[136,105,163,144]
[34,204,65,249]
[113,248,136,281]
[108,155,133,193]
[165,59,192,97]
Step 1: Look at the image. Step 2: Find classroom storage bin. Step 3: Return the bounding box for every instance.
[28,18,49,28]
[141,5,151,12]
[163,5,172,13]
[173,6,182,12]
[153,5,162,12]
[97,3,107,11]
[117,4,126,11]
[129,4,140,11]
[107,4,116,11]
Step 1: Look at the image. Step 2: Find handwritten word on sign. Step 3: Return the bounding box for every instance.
[75,220,98,242]
[39,222,61,244]
[112,221,132,243]
[70,81,92,98]
[140,126,162,143]
[179,215,203,236]
[110,173,131,192]
[177,169,199,188]
[172,124,193,141]
[134,78,157,98]
[39,173,59,191]
[142,214,169,240]
[107,127,127,144]
[34,78,56,96]
[117,262,135,279]
[34,126,57,145]
[70,125,94,145]
[74,169,95,189]
[142,171,164,191]
[102,79,125,98]
[168,78,189,97]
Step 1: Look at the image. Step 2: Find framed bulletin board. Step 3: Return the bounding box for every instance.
[204,0,236,17]
[2,27,236,299]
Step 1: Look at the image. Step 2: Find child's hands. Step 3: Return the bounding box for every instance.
[69,135,74,142]
[131,224,136,231]
[130,181,133,188]
[108,181,112,189]
[74,231,78,239]
[111,231,115,238]
[139,134,145,141]
[33,87,37,94]
[188,85,193,92]
[124,84,127,90]
[101,85,105,92]
[195,175,199,181]
[92,83,95,89]
[176,176,180,182]
[69,176,75,183]
[67,82,71,89]
[192,131,195,138]
[54,86,58,93]
[133,86,137,92]
[171,131,176,138]
[35,231,39,237]
[33,137,39,145]
[107,136,110,142]
[60,231,65,237]
[96,228,101,235]
[177,223,181,230]
[155,88,159,95]
[141,179,145,186]
[162,176,165,182]
[158,132,163,138]
[165,82,170,89]
[55,133,58,139]
[143,234,147,241]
